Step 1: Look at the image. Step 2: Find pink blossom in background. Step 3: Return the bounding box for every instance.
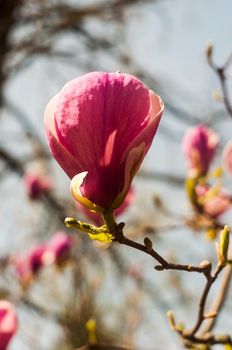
[45,232,74,264]
[27,244,47,274]
[0,301,17,350]
[196,184,231,218]
[24,172,52,199]
[222,140,232,175]
[182,125,218,177]
[12,233,73,281]
[45,71,164,212]
[76,186,135,226]
[203,193,231,218]
[13,244,47,281]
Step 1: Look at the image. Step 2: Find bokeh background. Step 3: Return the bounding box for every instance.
[1,1,232,349]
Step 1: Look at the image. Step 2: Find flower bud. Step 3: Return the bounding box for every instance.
[182,125,218,177]
[45,72,164,211]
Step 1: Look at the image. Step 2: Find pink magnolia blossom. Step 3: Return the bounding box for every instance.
[24,173,52,199]
[13,233,73,281]
[45,72,164,212]
[222,140,232,175]
[13,244,47,281]
[182,125,218,177]
[196,184,231,218]
[76,186,134,226]
[45,232,74,264]
[0,301,17,350]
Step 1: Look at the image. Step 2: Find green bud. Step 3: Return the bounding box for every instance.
[185,178,197,204]
[176,322,184,332]
[219,225,230,264]
[167,310,176,330]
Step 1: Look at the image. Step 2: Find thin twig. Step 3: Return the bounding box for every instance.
[114,229,211,276]
[187,263,224,337]
[201,264,232,334]
[207,47,232,118]
[112,226,231,347]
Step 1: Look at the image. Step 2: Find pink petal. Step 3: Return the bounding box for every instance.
[71,172,104,212]
[55,72,151,165]
[46,232,73,263]
[112,91,164,209]
[76,186,135,225]
[204,193,231,218]
[45,94,83,178]
[222,140,232,175]
[46,72,164,209]
[182,125,218,176]
[0,301,17,350]
[56,72,153,208]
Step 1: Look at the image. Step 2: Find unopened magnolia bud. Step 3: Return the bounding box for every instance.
[144,237,153,252]
[219,225,230,264]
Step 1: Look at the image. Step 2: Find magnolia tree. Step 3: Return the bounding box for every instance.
[42,70,232,350]
[1,1,232,350]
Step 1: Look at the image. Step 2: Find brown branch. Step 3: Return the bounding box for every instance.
[0,147,65,221]
[187,263,224,337]
[0,0,21,96]
[174,262,232,348]
[114,227,212,276]
[201,264,232,334]
[207,46,232,118]
[183,333,232,346]
[112,225,231,348]
[217,68,232,117]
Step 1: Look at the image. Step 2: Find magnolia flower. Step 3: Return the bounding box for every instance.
[76,186,134,226]
[45,72,164,212]
[24,172,52,199]
[196,184,231,218]
[182,125,218,177]
[0,301,17,350]
[44,232,74,264]
[13,233,73,281]
[222,140,232,175]
[13,244,47,281]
